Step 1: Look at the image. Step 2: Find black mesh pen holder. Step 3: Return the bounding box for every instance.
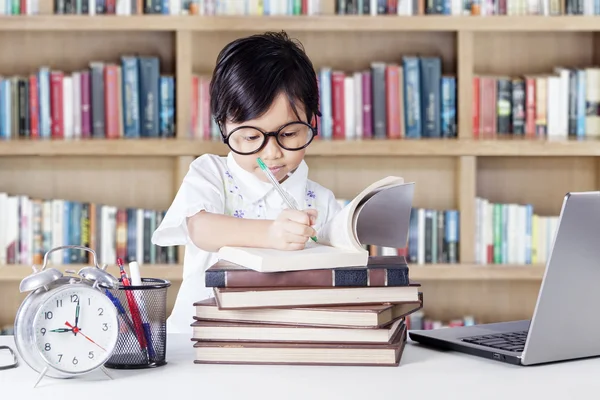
[102,278,171,369]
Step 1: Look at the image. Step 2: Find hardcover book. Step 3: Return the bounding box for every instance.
[216,176,415,273]
[193,295,423,328]
[205,255,410,288]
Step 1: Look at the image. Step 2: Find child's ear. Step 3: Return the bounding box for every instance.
[311,111,321,125]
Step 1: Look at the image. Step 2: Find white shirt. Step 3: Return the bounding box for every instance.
[151,152,342,334]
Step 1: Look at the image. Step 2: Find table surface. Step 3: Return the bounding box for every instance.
[1,333,600,399]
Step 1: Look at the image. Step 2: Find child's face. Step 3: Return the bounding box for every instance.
[225,92,309,184]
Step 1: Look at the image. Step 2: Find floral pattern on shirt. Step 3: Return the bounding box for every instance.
[221,168,326,223]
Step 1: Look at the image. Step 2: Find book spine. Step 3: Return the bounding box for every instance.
[139,56,160,137]
[445,209,459,264]
[496,77,512,134]
[331,70,345,139]
[511,78,525,135]
[441,75,456,138]
[104,64,120,139]
[205,266,410,288]
[319,67,332,140]
[371,62,386,138]
[403,56,421,138]
[568,69,578,136]
[361,70,372,138]
[121,56,140,137]
[28,74,39,138]
[90,62,105,138]
[80,202,90,263]
[18,78,29,138]
[80,70,92,138]
[50,71,64,139]
[576,69,586,137]
[420,57,441,137]
[524,77,536,136]
[385,64,401,139]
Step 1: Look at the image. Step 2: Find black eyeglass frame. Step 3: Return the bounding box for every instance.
[218,119,319,156]
[0,345,18,371]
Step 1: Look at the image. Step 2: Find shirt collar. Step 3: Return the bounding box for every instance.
[226,152,308,207]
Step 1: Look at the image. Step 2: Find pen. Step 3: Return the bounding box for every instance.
[128,261,155,360]
[256,157,317,242]
[117,258,149,361]
[104,288,136,335]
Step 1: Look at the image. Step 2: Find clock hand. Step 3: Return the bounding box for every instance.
[64,321,106,352]
[74,297,80,335]
[49,328,72,333]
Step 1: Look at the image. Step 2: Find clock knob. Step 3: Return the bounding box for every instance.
[19,266,64,293]
[78,266,120,289]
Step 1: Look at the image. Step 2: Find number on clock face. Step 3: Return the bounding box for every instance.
[33,287,119,373]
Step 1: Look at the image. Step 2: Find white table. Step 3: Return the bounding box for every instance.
[1,333,600,399]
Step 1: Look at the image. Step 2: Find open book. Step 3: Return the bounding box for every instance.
[216,176,415,273]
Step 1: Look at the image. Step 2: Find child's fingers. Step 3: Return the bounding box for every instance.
[285,220,316,238]
[284,232,310,245]
[304,209,318,225]
[284,209,312,226]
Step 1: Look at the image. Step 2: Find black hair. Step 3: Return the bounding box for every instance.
[209,31,320,129]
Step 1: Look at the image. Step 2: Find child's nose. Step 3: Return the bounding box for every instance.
[262,136,284,159]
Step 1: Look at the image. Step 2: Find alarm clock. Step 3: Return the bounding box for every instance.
[14,245,121,387]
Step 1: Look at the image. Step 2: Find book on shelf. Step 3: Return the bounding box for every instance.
[0,192,178,266]
[0,55,174,140]
[190,56,456,141]
[475,197,559,265]
[317,57,456,141]
[52,0,323,16]
[216,176,414,273]
[336,0,568,15]
[405,310,476,331]
[474,67,600,139]
[406,206,460,265]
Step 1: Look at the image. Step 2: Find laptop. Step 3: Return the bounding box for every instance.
[409,191,600,366]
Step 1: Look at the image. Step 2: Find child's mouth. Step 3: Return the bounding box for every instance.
[268,166,284,175]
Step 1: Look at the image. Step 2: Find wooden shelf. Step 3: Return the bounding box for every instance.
[0,264,183,282]
[0,263,545,282]
[0,15,600,32]
[3,137,600,156]
[409,264,545,281]
[0,11,587,325]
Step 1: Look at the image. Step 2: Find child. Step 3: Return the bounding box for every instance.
[151,31,342,334]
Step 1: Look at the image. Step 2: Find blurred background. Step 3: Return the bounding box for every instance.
[0,0,588,335]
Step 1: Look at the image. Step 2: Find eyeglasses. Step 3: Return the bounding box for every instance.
[219,120,318,156]
[0,345,18,371]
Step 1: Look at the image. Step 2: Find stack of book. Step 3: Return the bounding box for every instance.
[190,256,422,366]
[189,176,423,367]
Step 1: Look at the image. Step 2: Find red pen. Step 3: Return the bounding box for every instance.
[117,258,148,355]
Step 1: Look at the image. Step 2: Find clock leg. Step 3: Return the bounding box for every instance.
[101,366,113,380]
[33,366,48,388]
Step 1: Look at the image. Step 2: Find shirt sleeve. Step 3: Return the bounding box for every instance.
[151,155,225,247]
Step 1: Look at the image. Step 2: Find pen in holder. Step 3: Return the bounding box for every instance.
[102,277,171,369]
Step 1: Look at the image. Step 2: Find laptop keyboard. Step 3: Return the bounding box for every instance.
[460,330,528,352]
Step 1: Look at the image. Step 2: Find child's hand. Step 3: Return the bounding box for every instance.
[267,209,318,251]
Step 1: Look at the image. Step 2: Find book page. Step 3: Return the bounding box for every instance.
[354,182,415,248]
[317,176,406,252]
[315,204,356,250]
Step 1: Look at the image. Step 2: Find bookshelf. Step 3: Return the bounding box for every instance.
[0,9,596,329]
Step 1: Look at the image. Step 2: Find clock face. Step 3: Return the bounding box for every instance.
[32,285,119,374]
